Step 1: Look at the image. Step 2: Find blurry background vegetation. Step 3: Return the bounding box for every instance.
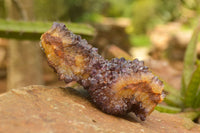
[0,0,198,29]
[1,0,200,45]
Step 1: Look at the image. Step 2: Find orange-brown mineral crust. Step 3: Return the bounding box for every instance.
[40,23,165,121]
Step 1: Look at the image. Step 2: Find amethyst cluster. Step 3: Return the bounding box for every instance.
[40,23,165,121]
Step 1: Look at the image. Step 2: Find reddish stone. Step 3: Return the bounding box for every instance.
[0,85,199,133]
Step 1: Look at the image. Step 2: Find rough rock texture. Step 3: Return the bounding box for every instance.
[0,85,199,133]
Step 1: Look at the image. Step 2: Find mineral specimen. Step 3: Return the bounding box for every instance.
[40,23,165,121]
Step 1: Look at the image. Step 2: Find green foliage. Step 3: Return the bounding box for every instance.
[181,22,200,95]
[178,111,200,120]
[32,0,184,34]
[163,82,183,107]
[181,0,200,11]
[0,0,5,18]
[34,0,106,22]
[155,104,181,113]
[125,0,181,34]
[63,0,105,22]
[0,0,198,36]
[131,0,159,34]
[104,0,133,17]
[156,21,200,121]
[34,0,67,21]
[129,34,151,47]
[0,19,95,40]
[194,92,200,108]
[157,0,181,21]
[184,61,200,108]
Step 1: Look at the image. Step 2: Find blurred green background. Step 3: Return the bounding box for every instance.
[1,0,200,46]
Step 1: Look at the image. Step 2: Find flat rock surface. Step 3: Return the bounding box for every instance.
[0,85,199,133]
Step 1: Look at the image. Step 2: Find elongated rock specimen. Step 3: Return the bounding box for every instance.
[40,23,165,121]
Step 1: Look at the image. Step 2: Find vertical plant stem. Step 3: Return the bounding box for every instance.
[184,61,200,107]
[193,60,200,108]
[181,20,200,96]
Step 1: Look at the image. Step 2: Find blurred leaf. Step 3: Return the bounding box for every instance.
[106,0,133,17]
[184,60,200,107]
[193,90,200,108]
[164,94,183,108]
[0,0,6,18]
[164,82,180,95]
[181,20,200,95]
[0,19,95,40]
[178,111,200,120]
[131,0,159,34]
[193,60,200,108]
[155,104,181,113]
[129,34,151,47]
[163,82,183,107]
[34,0,67,21]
